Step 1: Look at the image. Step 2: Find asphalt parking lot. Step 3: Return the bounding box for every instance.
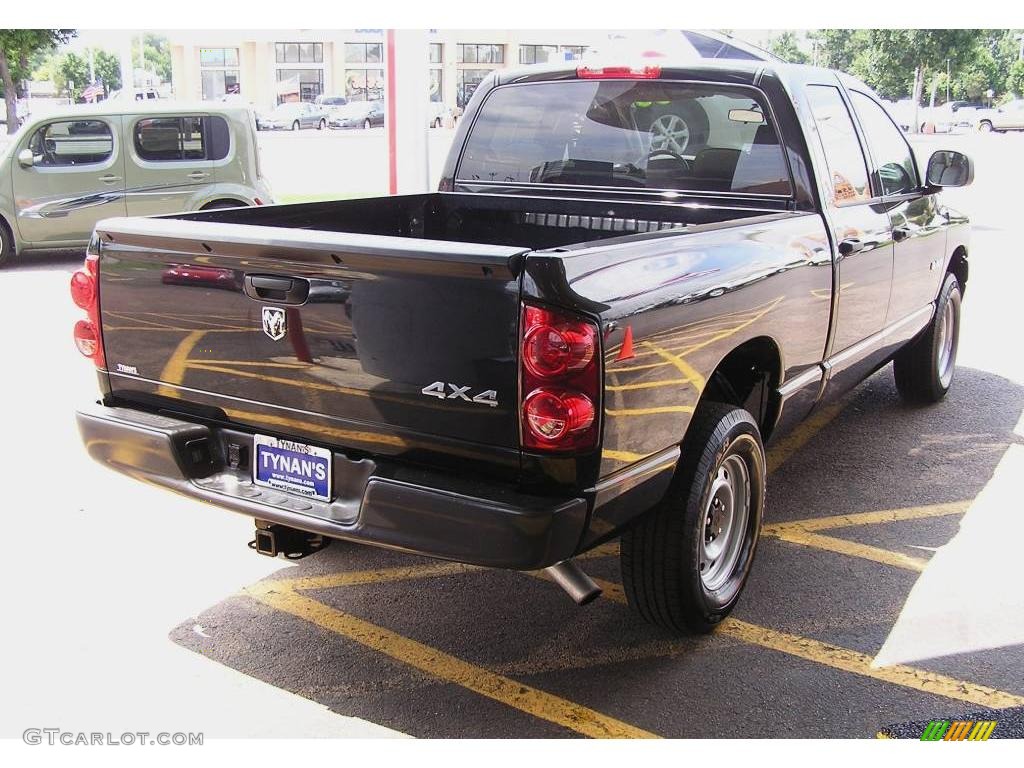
[2,129,1022,740]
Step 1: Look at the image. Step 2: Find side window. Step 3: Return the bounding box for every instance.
[134,116,208,161]
[849,91,918,196]
[806,85,871,206]
[27,120,113,167]
[206,116,230,161]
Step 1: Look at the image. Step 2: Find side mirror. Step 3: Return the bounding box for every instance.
[926,150,974,188]
[17,148,35,168]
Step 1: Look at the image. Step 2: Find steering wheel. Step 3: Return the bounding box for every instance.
[647,148,692,172]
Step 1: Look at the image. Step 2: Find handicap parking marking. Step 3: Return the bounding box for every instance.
[761,501,969,572]
[243,578,659,739]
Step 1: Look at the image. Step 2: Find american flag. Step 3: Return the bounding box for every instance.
[82,83,105,102]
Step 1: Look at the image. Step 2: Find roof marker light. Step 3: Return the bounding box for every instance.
[577,65,662,80]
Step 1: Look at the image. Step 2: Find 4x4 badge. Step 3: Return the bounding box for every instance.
[262,306,287,341]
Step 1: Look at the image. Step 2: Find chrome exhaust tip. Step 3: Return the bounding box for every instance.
[544,560,602,605]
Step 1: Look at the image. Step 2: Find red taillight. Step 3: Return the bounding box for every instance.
[577,65,661,79]
[70,242,105,368]
[520,304,600,453]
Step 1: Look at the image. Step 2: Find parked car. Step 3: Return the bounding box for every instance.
[976,99,1024,132]
[428,100,453,128]
[0,102,272,266]
[257,102,328,131]
[315,94,349,111]
[75,59,971,634]
[328,100,384,129]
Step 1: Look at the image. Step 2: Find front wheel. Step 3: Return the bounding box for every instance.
[978,120,993,133]
[363,118,372,129]
[621,403,766,634]
[317,118,326,130]
[893,272,962,403]
[291,120,300,131]
[0,222,14,268]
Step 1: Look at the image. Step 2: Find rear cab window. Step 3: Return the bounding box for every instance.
[805,85,872,206]
[133,115,231,162]
[456,80,793,196]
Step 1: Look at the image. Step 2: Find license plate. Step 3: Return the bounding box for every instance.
[253,434,332,502]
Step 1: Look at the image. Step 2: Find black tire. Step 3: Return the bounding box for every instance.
[432,117,442,128]
[0,219,14,268]
[200,200,243,211]
[291,120,300,131]
[363,118,372,129]
[893,271,962,403]
[978,120,993,133]
[621,402,766,634]
[318,119,326,130]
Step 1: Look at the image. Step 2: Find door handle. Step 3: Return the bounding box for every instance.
[892,227,911,243]
[99,174,121,184]
[838,238,864,256]
[243,274,310,304]
[188,171,210,180]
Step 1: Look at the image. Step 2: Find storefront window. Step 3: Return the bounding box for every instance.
[457,69,492,109]
[457,44,504,64]
[344,43,383,64]
[275,42,323,64]
[429,43,443,64]
[561,45,587,60]
[429,69,443,103]
[276,68,324,104]
[519,45,558,65]
[345,68,384,101]
[199,48,240,100]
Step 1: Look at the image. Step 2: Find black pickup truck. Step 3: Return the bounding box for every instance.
[73,59,972,633]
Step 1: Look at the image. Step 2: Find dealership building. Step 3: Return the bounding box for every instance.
[167,30,605,113]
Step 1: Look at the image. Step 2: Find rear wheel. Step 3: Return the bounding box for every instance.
[621,402,766,634]
[363,118,372,129]
[432,117,442,128]
[0,220,14,268]
[893,272,962,403]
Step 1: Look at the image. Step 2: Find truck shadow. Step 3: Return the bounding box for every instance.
[169,364,1024,738]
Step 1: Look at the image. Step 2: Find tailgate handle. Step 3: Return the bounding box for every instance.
[244,274,310,304]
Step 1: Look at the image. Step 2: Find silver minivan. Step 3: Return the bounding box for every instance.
[0,102,273,266]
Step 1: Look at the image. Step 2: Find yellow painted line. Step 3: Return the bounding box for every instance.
[638,341,706,392]
[605,377,693,392]
[286,561,480,592]
[156,330,206,397]
[766,398,847,474]
[244,582,658,739]
[584,576,1024,710]
[769,529,929,572]
[762,501,969,535]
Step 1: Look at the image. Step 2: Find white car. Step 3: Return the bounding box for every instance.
[976,99,1024,132]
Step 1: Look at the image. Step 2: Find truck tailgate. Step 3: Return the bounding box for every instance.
[95,217,529,477]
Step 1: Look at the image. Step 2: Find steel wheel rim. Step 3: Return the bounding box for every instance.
[937,295,957,386]
[650,114,691,154]
[699,453,751,591]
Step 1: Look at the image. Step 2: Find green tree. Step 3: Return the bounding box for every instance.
[806,29,868,71]
[136,33,171,84]
[768,32,808,64]
[57,51,89,100]
[92,49,121,94]
[0,29,75,133]
[1008,60,1024,98]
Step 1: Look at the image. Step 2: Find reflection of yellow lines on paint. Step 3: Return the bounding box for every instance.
[187,359,313,370]
[602,449,649,463]
[605,359,675,373]
[156,330,206,397]
[606,378,692,392]
[761,501,969,572]
[223,408,409,450]
[605,405,694,417]
[766,399,846,474]
[244,582,659,739]
[637,341,706,392]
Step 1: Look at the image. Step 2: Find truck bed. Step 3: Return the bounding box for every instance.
[94,192,792,487]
